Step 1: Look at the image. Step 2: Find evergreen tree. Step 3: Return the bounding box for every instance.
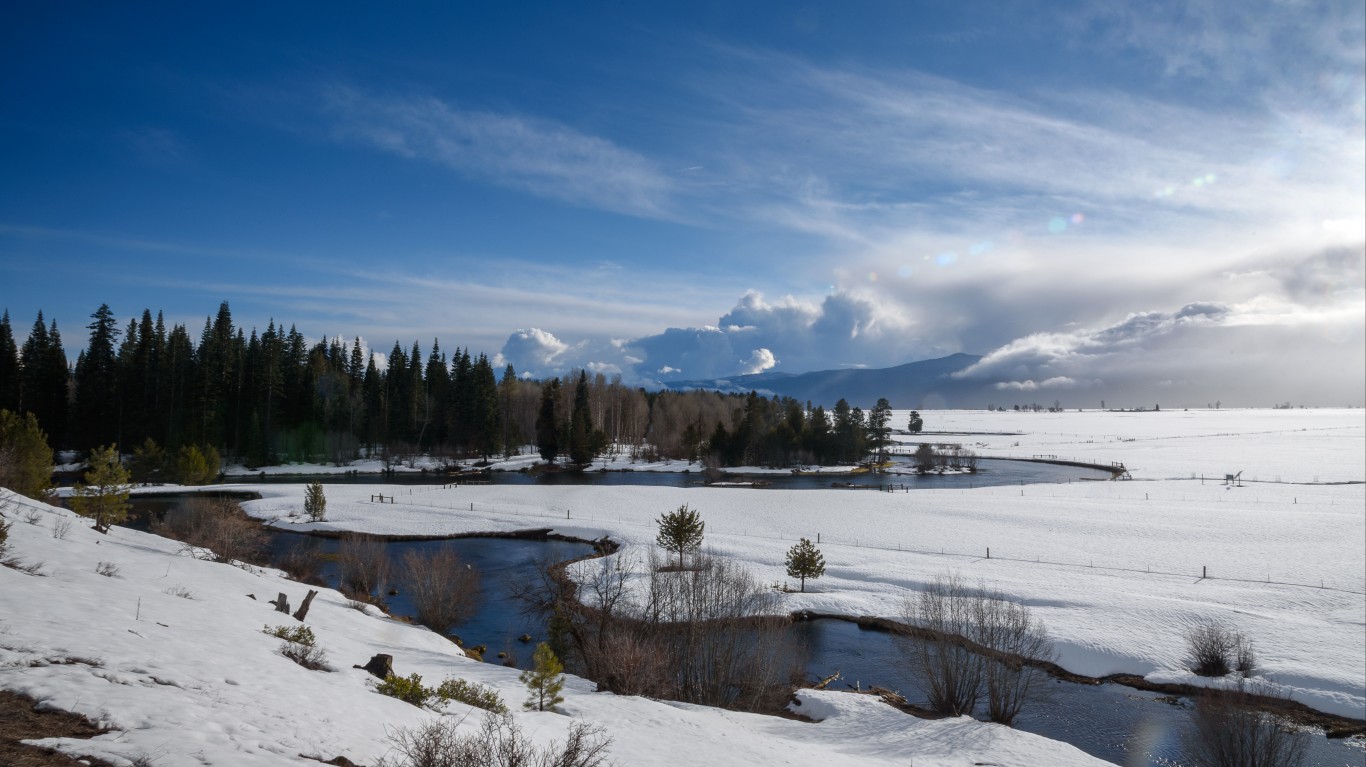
[175,443,221,485]
[19,312,69,447]
[536,377,561,463]
[655,503,704,569]
[568,370,595,467]
[70,444,130,533]
[866,398,893,465]
[785,537,826,592]
[0,311,19,413]
[470,353,501,460]
[74,304,121,450]
[128,437,167,484]
[907,410,924,434]
[519,642,565,712]
[305,480,327,521]
[0,409,55,501]
[498,364,521,457]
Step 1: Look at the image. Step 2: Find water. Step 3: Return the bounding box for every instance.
[228,457,1110,490]
[794,619,1364,767]
[124,497,593,670]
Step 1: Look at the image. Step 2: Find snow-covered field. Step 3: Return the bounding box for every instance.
[2,408,1362,765]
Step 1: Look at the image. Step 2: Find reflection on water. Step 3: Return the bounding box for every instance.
[229,457,1111,489]
[794,619,1362,767]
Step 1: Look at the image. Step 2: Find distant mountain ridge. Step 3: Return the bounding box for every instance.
[663,352,992,409]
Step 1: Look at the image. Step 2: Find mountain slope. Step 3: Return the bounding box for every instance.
[664,353,992,408]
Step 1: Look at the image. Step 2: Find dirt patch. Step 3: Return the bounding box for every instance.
[0,690,119,767]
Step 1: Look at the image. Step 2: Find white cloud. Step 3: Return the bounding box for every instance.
[493,328,573,378]
[322,85,674,218]
[740,348,777,375]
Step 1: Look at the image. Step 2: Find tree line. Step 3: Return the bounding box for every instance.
[0,302,901,471]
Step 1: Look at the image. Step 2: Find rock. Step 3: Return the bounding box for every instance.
[518,634,532,643]
[353,654,393,680]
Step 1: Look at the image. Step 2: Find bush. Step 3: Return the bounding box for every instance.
[434,678,508,713]
[1185,620,1253,677]
[379,713,612,767]
[153,497,267,565]
[0,410,55,501]
[304,480,326,521]
[1185,686,1308,767]
[379,673,436,708]
[174,444,221,485]
[264,624,330,671]
[336,533,391,600]
[96,561,120,577]
[901,574,1052,723]
[402,546,480,635]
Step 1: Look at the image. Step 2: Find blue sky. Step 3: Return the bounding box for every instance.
[2,1,1363,405]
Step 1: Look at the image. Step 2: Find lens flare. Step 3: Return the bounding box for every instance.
[935,251,957,266]
[1048,217,1067,234]
[898,264,913,278]
[969,240,994,256]
[868,271,879,282]
[1070,213,1085,225]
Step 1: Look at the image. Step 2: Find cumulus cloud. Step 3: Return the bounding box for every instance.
[493,328,574,378]
[740,348,777,375]
[626,289,916,382]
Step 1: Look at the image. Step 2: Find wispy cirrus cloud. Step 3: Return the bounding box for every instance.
[320,85,675,218]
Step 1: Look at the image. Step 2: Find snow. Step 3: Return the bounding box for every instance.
[0,495,1112,766]
[3,407,1362,765]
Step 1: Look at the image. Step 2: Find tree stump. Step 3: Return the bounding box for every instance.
[354,654,393,680]
[292,590,318,622]
[270,592,291,614]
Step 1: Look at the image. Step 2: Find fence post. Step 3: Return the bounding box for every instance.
[986,547,990,559]
[1202,565,1207,579]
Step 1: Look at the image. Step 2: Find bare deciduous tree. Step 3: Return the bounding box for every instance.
[153,497,267,565]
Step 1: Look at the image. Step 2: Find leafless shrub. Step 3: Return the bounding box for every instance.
[152,497,268,566]
[380,713,612,767]
[1185,684,1308,767]
[163,584,194,599]
[510,548,803,714]
[22,507,42,525]
[96,561,120,577]
[1185,620,1249,677]
[51,516,72,539]
[976,594,1053,725]
[903,574,984,715]
[273,538,326,584]
[901,574,1053,722]
[336,533,391,600]
[1235,636,1258,678]
[401,546,481,635]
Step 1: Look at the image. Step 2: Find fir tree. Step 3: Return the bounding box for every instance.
[536,377,561,464]
[785,537,826,592]
[519,642,565,712]
[70,444,130,533]
[568,370,595,467]
[0,311,19,413]
[304,480,327,521]
[74,303,121,450]
[656,503,704,569]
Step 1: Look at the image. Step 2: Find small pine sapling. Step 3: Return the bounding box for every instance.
[785,537,826,592]
[655,504,704,569]
[304,480,327,522]
[520,642,565,712]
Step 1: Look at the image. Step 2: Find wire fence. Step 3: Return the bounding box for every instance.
[367,485,1366,596]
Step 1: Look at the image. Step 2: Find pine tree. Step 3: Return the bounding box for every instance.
[866,398,893,465]
[0,409,55,501]
[785,537,826,592]
[304,480,327,521]
[519,642,565,712]
[74,304,121,450]
[656,503,704,569]
[568,370,595,467]
[70,444,130,533]
[907,410,924,434]
[0,311,20,413]
[536,378,561,464]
